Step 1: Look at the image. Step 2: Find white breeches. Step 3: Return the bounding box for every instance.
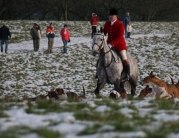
[120,50,128,60]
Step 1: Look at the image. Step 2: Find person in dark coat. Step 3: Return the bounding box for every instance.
[0,24,11,53]
[30,23,41,51]
[123,12,131,38]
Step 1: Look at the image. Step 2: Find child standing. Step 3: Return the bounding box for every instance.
[126,22,132,38]
[60,24,70,53]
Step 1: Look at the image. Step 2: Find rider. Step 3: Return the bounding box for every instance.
[103,8,130,81]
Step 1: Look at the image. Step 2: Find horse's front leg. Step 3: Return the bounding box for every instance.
[95,79,105,98]
[114,79,128,99]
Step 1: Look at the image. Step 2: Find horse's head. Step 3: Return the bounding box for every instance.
[92,32,105,56]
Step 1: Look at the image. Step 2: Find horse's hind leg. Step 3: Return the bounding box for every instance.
[131,85,136,96]
[129,78,137,96]
[95,80,105,98]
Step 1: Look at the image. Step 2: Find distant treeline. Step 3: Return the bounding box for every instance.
[0,0,179,21]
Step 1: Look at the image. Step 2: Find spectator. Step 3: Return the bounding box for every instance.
[126,22,132,38]
[90,13,99,39]
[60,24,70,53]
[123,12,131,38]
[30,23,41,51]
[0,24,11,53]
[46,23,55,53]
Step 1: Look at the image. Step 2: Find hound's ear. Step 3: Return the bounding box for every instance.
[149,71,153,75]
[149,71,156,77]
[150,71,154,76]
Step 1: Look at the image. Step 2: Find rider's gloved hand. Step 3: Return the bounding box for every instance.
[108,44,112,48]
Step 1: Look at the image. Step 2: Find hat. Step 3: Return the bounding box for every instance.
[108,8,118,15]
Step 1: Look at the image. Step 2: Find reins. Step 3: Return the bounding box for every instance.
[92,34,105,50]
[92,33,120,68]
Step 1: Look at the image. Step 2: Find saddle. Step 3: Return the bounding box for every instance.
[110,47,122,58]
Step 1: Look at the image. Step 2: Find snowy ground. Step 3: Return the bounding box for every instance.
[0,21,179,138]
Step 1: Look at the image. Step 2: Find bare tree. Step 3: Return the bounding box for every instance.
[129,0,179,21]
[0,0,21,19]
[0,0,179,21]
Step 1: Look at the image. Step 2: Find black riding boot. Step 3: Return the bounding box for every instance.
[123,60,130,81]
[124,64,130,80]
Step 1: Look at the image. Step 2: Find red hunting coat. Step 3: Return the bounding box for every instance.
[103,20,127,52]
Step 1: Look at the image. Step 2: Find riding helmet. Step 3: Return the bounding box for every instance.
[108,8,118,15]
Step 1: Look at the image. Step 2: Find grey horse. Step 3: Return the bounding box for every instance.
[92,33,138,98]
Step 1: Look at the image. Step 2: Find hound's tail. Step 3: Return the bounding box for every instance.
[82,84,86,98]
[165,73,174,85]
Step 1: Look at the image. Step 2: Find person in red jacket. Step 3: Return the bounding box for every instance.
[60,24,70,53]
[103,8,130,81]
[90,13,99,39]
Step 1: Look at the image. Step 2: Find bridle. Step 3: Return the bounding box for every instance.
[92,33,111,54]
[92,33,119,68]
[92,33,121,84]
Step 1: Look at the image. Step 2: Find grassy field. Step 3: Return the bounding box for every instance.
[0,21,179,138]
